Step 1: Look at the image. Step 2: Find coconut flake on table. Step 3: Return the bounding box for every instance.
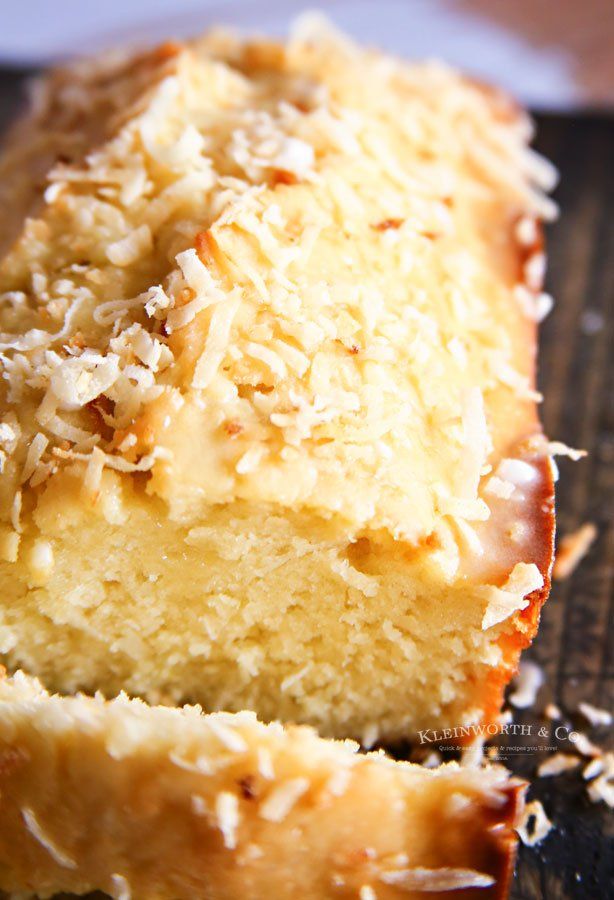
[460,738,485,768]
[578,702,612,728]
[544,702,562,720]
[421,750,443,768]
[537,753,581,777]
[508,661,544,709]
[583,753,614,808]
[516,800,553,847]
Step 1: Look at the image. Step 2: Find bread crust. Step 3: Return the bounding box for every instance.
[0,671,525,900]
[477,454,556,735]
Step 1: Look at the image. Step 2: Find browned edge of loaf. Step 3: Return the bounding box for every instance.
[478,204,556,734]
[487,779,527,900]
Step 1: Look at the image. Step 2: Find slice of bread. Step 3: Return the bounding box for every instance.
[0,18,555,743]
[0,670,524,899]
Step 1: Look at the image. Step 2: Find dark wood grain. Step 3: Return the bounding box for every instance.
[0,65,34,134]
[0,74,612,900]
[506,113,614,900]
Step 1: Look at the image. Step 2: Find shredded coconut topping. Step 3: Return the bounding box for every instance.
[0,19,556,562]
[379,866,495,891]
[259,777,310,822]
[22,807,77,869]
[481,563,543,630]
[215,791,240,849]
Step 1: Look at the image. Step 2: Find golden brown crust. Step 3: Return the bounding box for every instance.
[0,671,525,900]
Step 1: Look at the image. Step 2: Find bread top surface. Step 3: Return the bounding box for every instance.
[0,17,555,553]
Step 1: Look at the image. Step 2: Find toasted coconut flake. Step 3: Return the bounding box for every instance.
[230,112,316,182]
[110,873,132,900]
[23,808,77,869]
[27,539,54,581]
[359,887,377,900]
[584,753,614,808]
[191,793,208,815]
[583,756,605,780]
[0,529,20,562]
[523,252,546,291]
[544,703,562,720]
[461,738,485,769]
[49,352,120,411]
[259,777,310,822]
[53,445,169,474]
[484,474,515,499]
[578,702,612,728]
[107,225,153,267]
[516,800,552,846]
[82,446,106,497]
[482,563,543,630]
[422,750,443,768]
[508,660,544,709]
[191,297,240,389]
[572,732,602,758]
[535,293,554,322]
[21,431,49,484]
[10,489,22,533]
[143,285,171,318]
[361,721,381,750]
[546,440,587,461]
[256,747,275,780]
[513,285,553,323]
[496,458,538,486]
[208,718,248,753]
[379,866,495,891]
[515,215,538,245]
[537,753,580,777]
[499,708,514,726]
[236,445,266,475]
[215,791,240,849]
[583,752,613,780]
[553,523,598,580]
[0,421,17,451]
[325,765,353,797]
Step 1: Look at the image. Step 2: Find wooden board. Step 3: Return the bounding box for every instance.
[0,71,612,900]
[506,113,614,900]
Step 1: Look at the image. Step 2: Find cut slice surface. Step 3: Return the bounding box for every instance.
[0,671,524,900]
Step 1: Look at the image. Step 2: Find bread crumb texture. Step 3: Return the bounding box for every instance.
[0,16,554,740]
[0,670,523,899]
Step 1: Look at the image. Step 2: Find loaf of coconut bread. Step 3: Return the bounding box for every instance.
[0,670,523,899]
[0,16,555,747]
